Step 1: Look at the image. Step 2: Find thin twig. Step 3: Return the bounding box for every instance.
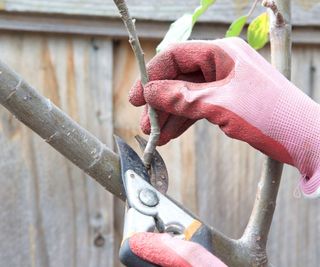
[247,0,260,18]
[113,0,160,169]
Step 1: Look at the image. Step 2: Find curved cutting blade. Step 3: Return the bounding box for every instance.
[114,135,151,195]
[135,135,169,194]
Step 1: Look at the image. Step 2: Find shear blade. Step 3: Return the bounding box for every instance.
[135,135,169,194]
[114,135,151,194]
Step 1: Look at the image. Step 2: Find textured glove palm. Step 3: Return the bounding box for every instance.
[130,37,320,197]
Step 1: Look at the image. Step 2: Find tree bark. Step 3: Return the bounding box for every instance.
[0,61,125,200]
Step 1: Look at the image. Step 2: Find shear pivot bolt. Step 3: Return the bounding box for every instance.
[139,189,159,207]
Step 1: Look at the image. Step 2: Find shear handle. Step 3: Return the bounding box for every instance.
[119,239,160,267]
[125,170,214,253]
[119,208,159,267]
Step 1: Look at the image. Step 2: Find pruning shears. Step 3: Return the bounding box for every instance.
[115,135,213,267]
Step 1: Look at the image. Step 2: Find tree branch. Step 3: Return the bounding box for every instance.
[241,159,283,254]
[247,0,260,18]
[113,0,160,169]
[239,0,291,266]
[263,0,286,27]
[0,61,125,200]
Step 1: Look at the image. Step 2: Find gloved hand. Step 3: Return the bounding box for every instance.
[129,37,320,197]
[129,232,227,267]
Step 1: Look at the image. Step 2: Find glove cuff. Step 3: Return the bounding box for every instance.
[300,172,320,198]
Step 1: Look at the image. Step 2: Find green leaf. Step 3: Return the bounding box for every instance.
[156,14,193,53]
[192,0,216,24]
[201,0,215,7]
[225,15,247,37]
[247,12,270,50]
[156,0,216,52]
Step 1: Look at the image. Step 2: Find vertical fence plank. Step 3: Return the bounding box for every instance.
[112,39,156,267]
[0,33,115,267]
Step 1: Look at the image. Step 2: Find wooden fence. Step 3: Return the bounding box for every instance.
[0,1,319,266]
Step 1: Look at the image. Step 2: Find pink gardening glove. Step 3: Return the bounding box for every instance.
[130,37,320,197]
[129,232,227,267]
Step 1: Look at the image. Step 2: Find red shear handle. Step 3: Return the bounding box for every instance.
[119,220,213,267]
[119,237,160,267]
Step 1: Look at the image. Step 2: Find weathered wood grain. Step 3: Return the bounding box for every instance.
[0,0,319,25]
[112,38,145,267]
[0,36,123,198]
[0,33,115,267]
[112,40,154,267]
[0,13,319,44]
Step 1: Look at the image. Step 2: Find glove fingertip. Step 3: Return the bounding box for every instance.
[140,115,151,135]
[129,82,146,106]
[144,80,182,110]
[157,135,170,146]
